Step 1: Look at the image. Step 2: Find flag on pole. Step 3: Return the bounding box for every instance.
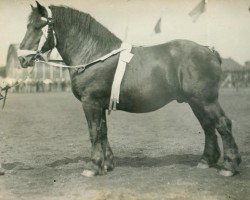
[124,24,128,41]
[189,0,207,23]
[154,17,161,34]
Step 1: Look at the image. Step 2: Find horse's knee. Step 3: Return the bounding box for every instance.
[199,113,215,134]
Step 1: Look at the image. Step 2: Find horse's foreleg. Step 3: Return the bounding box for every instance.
[81,100,107,177]
[104,139,114,172]
[189,99,221,168]
[101,111,114,171]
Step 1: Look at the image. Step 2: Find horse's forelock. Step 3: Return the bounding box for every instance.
[28,8,40,24]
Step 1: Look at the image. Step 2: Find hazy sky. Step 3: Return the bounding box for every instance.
[0,0,250,66]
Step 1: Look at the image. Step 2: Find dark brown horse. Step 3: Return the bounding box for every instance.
[18,1,241,177]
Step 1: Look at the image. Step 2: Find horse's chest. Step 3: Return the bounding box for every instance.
[70,69,113,102]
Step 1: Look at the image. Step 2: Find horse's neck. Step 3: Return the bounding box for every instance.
[52,13,122,66]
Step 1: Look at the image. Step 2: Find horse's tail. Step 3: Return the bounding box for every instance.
[214,49,222,65]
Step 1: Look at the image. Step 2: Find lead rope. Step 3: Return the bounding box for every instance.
[1,66,34,110]
[34,46,128,73]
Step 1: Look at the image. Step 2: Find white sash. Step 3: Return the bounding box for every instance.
[109,43,133,112]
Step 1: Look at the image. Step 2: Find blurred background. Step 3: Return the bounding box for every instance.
[0,0,250,92]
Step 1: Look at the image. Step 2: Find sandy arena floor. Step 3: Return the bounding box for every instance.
[0,88,249,200]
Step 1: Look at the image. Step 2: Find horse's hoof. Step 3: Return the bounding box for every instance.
[104,163,114,172]
[197,162,209,169]
[197,159,209,169]
[81,170,96,177]
[219,169,234,177]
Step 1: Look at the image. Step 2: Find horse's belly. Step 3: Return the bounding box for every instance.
[117,86,175,113]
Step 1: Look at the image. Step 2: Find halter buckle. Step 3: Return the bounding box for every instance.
[77,65,86,73]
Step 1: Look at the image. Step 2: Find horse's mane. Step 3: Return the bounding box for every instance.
[50,6,121,49]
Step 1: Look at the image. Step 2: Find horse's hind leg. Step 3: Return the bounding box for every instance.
[213,102,241,176]
[189,98,241,176]
[189,99,221,168]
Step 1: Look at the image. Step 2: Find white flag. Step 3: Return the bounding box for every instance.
[189,0,207,23]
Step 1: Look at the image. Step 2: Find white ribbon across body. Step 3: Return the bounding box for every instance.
[109,43,133,112]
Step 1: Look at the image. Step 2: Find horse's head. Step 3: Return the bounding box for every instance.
[19,1,55,68]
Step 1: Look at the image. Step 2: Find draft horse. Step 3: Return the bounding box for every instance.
[18,1,241,177]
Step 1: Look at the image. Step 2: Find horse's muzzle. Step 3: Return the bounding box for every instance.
[18,54,45,68]
[18,56,33,68]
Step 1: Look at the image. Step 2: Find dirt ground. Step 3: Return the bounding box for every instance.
[0,88,249,200]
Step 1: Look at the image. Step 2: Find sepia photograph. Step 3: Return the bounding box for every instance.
[0,0,249,199]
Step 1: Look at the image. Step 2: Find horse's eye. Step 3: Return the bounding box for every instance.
[34,25,41,30]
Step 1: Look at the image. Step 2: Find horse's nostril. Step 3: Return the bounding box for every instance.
[18,56,27,67]
[18,56,25,64]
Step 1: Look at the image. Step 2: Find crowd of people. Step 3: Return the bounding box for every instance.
[221,71,250,88]
[1,70,250,94]
[0,77,71,93]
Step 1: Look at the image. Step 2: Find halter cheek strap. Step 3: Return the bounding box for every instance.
[40,7,57,52]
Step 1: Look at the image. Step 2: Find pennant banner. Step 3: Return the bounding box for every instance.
[189,0,207,23]
[154,17,161,34]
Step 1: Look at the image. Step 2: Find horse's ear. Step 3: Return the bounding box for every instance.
[30,4,34,10]
[36,1,48,17]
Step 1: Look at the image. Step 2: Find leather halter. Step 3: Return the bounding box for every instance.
[39,9,57,54]
[17,7,57,61]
